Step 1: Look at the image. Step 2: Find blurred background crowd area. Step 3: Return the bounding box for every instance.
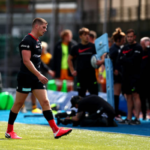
[0,0,150,89]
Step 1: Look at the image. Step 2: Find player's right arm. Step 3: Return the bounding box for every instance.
[66,112,83,121]
[22,50,48,84]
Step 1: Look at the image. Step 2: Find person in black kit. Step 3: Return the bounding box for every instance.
[5,18,72,139]
[139,37,150,120]
[68,28,102,97]
[118,29,142,125]
[109,28,126,121]
[58,95,116,127]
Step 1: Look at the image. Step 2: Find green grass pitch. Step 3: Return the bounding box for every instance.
[0,122,150,150]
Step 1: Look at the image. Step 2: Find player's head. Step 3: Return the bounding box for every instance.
[140,37,150,51]
[60,29,72,43]
[32,18,48,36]
[70,96,82,108]
[41,41,48,54]
[79,27,90,44]
[112,27,126,46]
[126,29,136,45]
[89,30,97,44]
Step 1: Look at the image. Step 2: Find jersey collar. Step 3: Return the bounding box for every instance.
[28,33,39,41]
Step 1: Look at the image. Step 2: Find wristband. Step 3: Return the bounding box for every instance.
[70,117,72,120]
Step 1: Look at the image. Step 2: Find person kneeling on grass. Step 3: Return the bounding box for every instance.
[56,95,117,127]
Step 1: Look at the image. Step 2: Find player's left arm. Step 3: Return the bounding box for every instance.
[66,112,83,121]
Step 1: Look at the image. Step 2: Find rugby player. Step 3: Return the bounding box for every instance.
[5,18,72,139]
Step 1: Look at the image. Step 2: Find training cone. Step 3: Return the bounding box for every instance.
[61,80,67,93]
[0,92,14,110]
[47,79,57,91]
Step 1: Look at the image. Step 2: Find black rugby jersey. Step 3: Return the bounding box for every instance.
[118,43,143,75]
[70,43,96,72]
[18,33,42,79]
[109,43,122,73]
[77,95,114,116]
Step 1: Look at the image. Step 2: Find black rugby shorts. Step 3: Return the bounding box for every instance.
[16,74,45,93]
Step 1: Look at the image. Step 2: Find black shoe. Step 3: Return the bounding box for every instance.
[130,118,141,125]
[118,118,131,125]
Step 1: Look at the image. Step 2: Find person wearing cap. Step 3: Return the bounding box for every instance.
[58,95,116,127]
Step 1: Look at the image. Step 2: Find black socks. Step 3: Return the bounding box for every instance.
[8,110,18,125]
[43,110,54,121]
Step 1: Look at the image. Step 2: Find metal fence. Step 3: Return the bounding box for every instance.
[1,0,150,88]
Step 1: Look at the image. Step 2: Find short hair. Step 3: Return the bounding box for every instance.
[112,28,125,42]
[140,37,150,42]
[70,96,82,108]
[89,31,97,39]
[126,29,135,35]
[60,29,72,39]
[32,18,48,27]
[79,27,89,36]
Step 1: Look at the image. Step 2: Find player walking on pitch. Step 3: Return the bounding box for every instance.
[5,18,72,139]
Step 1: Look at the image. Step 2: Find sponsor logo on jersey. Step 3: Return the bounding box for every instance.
[22,88,31,92]
[33,54,41,58]
[122,49,132,54]
[21,45,30,48]
[135,50,141,53]
[78,47,91,53]
[142,55,148,59]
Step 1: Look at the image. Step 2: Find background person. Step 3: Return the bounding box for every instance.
[68,28,102,97]
[40,41,53,77]
[59,95,116,127]
[109,28,126,121]
[51,29,77,91]
[89,30,101,91]
[89,30,97,44]
[5,18,72,139]
[139,37,150,120]
[118,29,142,125]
